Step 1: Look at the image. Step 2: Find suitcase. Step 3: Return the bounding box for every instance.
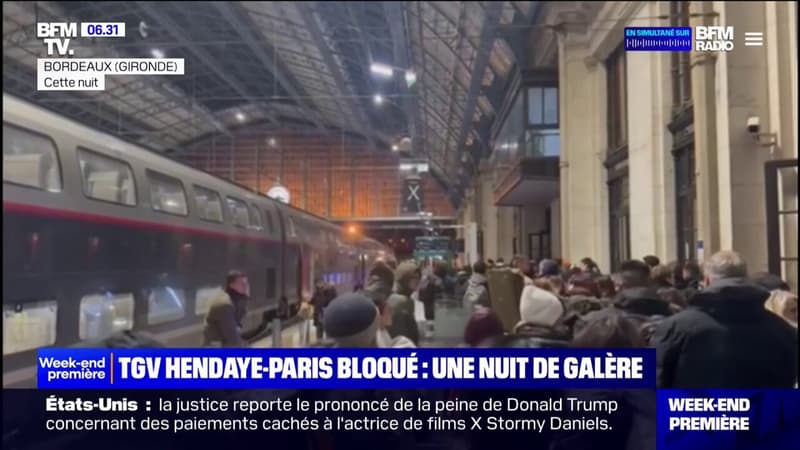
[486,268,524,331]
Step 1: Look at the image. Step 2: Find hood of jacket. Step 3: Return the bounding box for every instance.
[690,277,771,320]
[615,286,672,316]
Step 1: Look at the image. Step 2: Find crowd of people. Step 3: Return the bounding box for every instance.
[200,248,798,388]
[289,250,797,389]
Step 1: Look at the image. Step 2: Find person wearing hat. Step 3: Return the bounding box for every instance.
[323,293,381,347]
[507,283,570,348]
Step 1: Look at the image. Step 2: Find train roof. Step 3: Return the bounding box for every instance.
[3,93,391,252]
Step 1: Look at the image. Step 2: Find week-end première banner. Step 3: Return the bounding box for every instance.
[37,348,654,389]
[657,389,800,450]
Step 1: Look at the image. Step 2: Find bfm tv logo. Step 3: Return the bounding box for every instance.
[695,26,734,52]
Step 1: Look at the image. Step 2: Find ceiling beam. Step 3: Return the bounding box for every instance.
[211,2,329,132]
[136,1,278,126]
[297,2,379,152]
[384,1,418,144]
[443,2,469,177]
[455,3,504,162]
[12,1,229,138]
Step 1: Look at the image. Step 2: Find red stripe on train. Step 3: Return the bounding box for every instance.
[2,201,283,244]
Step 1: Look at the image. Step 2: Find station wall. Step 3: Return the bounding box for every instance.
[178,132,455,220]
[552,0,797,286]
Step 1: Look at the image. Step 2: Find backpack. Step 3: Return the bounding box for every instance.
[463,280,490,309]
[623,312,667,342]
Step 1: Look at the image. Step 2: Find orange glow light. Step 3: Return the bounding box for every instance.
[348,225,358,235]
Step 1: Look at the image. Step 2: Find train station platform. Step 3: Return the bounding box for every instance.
[252,302,471,349]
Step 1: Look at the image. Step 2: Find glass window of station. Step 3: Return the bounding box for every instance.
[492,82,560,161]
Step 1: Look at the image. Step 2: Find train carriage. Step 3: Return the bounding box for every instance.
[2,94,392,387]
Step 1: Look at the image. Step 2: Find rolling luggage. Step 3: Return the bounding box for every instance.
[486,268,524,331]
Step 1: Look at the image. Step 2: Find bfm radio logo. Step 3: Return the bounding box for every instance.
[695,26,734,52]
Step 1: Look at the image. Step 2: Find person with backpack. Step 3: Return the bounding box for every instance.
[463,260,490,310]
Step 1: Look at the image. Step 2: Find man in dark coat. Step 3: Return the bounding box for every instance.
[651,250,798,388]
[613,261,673,317]
[311,278,338,339]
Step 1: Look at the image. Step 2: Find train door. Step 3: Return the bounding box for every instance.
[765,159,798,292]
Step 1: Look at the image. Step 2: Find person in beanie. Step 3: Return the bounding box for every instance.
[501,283,569,348]
[323,293,380,347]
[387,261,422,345]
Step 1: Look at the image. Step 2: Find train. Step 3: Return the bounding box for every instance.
[2,94,393,387]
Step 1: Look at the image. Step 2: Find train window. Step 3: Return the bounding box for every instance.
[194,185,223,223]
[147,170,188,216]
[264,209,275,233]
[226,197,250,228]
[78,148,136,206]
[249,205,264,230]
[195,286,223,316]
[78,292,134,340]
[147,287,186,325]
[3,300,58,355]
[3,124,62,192]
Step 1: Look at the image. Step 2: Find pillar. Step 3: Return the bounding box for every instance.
[690,1,722,263]
[557,31,608,269]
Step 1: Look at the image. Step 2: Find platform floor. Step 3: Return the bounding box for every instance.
[253,302,470,348]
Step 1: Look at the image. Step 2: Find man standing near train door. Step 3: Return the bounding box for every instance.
[203,270,250,347]
[311,278,337,340]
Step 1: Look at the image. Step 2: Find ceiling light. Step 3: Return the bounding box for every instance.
[151,48,165,59]
[235,112,246,122]
[267,137,277,147]
[391,144,399,151]
[370,63,394,77]
[373,94,384,105]
[405,70,417,86]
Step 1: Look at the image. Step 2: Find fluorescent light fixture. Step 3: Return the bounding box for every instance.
[235,112,246,122]
[373,94,384,105]
[151,48,165,59]
[370,62,394,77]
[405,70,416,85]
[399,162,429,172]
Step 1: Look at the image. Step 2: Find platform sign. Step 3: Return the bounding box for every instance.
[401,178,424,214]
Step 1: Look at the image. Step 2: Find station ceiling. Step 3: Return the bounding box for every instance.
[3,1,540,194]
